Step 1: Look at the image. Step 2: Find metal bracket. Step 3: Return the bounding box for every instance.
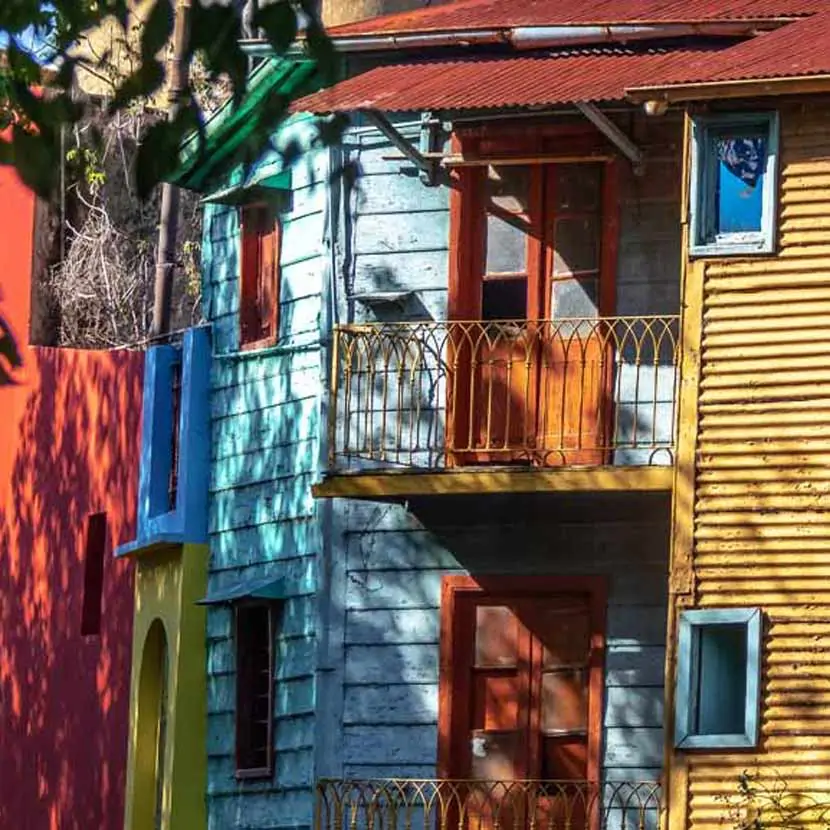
[362,109,440,186]
[575,101,645,174]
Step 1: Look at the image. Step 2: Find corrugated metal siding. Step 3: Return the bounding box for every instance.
[687,103,830,827]
[327,0,825,36]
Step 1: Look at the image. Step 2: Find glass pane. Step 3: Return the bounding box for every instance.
[694,623,747,736]
[488,164,530,213]
[486,213,528,274]
[553,217,600,275]
[551,277,598,319]
[470,730,520,780]
[540,736,588,781]
[541,670,588,733]
[554,165,601,212]
[482,278,528,321]
[476,605,519,667]
[714,133,767,235]
[540,609,591,668]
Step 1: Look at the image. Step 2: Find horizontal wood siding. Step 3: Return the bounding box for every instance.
[202,135,326,829]
[330,494,670,782]
[683,102,830,829]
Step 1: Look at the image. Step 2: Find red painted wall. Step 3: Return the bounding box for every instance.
[0,160,143,828]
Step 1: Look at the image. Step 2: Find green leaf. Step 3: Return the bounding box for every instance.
[254,1,298,54]
[140,0,174,62]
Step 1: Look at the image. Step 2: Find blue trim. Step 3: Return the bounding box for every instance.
[115,327,211,556]
[674,607,762,750]
[689,112,780,258]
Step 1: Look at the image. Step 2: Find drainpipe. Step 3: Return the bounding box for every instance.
[151,0,191,339]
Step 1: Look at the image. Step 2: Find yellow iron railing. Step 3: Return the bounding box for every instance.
[328,316,680,469]
[315,779,663,830]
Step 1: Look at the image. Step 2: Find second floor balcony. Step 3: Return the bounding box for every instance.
[318,316,680,498]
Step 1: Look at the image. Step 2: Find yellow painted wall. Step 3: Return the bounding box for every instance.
[124,543,208,830]
[668,100,830,830]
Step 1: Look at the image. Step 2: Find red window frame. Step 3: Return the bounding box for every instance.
[235,601,278,778]
[239,204,281,350]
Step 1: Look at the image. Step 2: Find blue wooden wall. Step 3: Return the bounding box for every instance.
[201,119,329,829]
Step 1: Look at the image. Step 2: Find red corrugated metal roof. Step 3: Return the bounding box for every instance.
[328,0,825,37]
[292,48,716,113]
[628,9,830,89]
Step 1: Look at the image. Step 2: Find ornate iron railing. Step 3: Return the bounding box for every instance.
[315,779,663,830]
[328,316,680,470]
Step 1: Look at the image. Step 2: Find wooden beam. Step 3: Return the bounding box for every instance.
[312,466,674,499]
[628,73,830,104]
[575,102,644,168]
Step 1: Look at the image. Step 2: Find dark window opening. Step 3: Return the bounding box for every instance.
[236,603,276,777]
[168,360,182,512]
[693,623,747,736]
[81,512,107,636]
[482,277,528,320]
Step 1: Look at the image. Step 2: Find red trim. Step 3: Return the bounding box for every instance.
[239,205,281,351]
[437,574,608,782]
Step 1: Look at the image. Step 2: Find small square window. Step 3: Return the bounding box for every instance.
[235,602,277,778]
[239,204,281,350]
[674,607,762,750]
[690,113,779,257]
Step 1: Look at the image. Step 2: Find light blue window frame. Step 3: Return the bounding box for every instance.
[674,607,762,750]
[689,113,780,257]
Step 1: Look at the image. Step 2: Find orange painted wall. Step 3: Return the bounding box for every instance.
[0,161,143,828]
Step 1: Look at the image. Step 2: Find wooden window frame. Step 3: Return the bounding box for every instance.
[437,574,607,781]
[239,203,281,351]
[235,600,279,779]
[674,607,762,750]
[689,112,779,258]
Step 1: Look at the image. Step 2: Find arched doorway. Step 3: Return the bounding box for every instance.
[134,619,169,830]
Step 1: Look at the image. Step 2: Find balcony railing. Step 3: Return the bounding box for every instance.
[329,316,680,470]
[316,779,663,830]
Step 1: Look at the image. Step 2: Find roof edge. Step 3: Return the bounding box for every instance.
[627,72,830,102]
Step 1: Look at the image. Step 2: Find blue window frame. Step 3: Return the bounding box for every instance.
[674,608,762,750]
[689,113,779,257]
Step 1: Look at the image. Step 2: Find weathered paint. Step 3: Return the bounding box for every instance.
[667,100,830,830]
[319,493,670,785]
[0,161,143,828]
[123,542,208,830]
[201,117,327,829]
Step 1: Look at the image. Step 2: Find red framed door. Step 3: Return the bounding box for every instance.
[438,576,606,830]
[447,155,618,466]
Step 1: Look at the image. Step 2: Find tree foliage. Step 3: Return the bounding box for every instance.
[0,0,337,199]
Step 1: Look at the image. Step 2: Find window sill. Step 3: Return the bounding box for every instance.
[235,766,274,781]
[239,335,280,353]
[689,239,775,259]
[676,733,758,750]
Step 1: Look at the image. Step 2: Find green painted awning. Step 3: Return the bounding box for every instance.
[196,575,287,605]
[169,57,318,193]
[200,167,291,205]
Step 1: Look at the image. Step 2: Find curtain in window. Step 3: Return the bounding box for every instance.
[717,137,767,188]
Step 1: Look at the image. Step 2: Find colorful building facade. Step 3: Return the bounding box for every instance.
[0,148,144,829]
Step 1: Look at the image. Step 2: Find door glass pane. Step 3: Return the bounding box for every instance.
[540,736,588,781]
[541,669,588,733]
[488,164,531,213]
[475,605,519,667]
[540,609,591,668]
[470,730,521,780]
[553,217,600,275]
[486,214,529,274]
[554,165,601,212]
[551,277,598,319]
[482,278,528,321]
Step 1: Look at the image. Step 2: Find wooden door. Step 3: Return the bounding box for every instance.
[537,163,616,465]
[448,163,544,464]
[440,578,605,830]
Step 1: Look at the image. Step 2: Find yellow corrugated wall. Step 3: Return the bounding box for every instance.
[673,103,830,830]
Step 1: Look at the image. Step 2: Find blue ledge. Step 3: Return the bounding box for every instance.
[114,532,186,559]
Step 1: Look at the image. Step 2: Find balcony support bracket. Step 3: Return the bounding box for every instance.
[362,109,440,185]
[575,101,644,173]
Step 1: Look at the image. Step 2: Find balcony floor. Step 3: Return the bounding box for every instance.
[312,464,674,499]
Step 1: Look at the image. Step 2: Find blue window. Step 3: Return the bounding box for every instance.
[690,114,779,256]
[674,608,762,750]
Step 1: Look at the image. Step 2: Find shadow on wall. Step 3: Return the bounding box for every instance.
[0,345,143,830]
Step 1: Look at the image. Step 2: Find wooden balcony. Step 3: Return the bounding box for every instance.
[316,317,679,498]
[315,778,663,830]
